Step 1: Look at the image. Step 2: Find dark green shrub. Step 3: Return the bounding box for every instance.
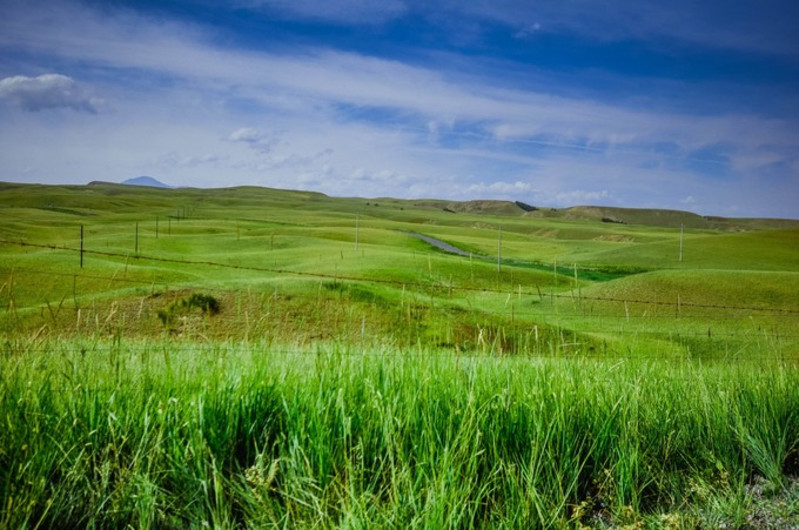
[157,293,220,327]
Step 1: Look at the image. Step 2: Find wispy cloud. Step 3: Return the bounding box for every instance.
[226,127,281,154]
[554,189,610,205]
[4,8,790,172]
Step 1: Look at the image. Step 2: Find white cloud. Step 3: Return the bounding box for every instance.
[155,152,230,169]
[514,22,542,39]
[464,180,538,197]
[0,74,102,113]
[554,189,610,204]
[227,127,263,143]
[226,127,281,154]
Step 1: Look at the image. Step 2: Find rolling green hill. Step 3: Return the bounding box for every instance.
[1,181,797,358]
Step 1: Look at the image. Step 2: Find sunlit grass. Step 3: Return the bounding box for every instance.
[1,340,797,528]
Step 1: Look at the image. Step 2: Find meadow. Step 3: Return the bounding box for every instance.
[1,181,798,528]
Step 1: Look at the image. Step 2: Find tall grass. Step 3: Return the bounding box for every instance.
[1,340,797,528]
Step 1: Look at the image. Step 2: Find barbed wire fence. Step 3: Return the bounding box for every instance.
[1,238,798,359]
[3,238,797,313]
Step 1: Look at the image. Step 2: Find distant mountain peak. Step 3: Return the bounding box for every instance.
[121,176,171,188]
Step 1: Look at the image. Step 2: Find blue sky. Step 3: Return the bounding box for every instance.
[1,0,798,218]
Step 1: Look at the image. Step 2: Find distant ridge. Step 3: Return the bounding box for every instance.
[121,176,171,188]
[435,199,799,230]
[1,181,795,229]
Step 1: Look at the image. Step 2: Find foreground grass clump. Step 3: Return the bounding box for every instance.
[1,341,797,528]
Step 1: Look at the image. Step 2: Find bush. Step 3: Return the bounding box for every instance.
[157,293,220,327]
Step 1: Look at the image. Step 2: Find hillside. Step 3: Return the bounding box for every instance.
[554,205,799,230]
[1,181,796,355]
[3,181,795,230]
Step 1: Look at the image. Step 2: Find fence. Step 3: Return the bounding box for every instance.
[1,238,798,359]
[2,238,797,314]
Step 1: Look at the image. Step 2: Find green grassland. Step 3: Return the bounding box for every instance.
[1,181,797,356]
[1,181,798,528]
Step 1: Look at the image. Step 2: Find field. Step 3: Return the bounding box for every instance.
[1,181,798,528]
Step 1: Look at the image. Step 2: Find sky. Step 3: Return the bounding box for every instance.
[1,0,798,218]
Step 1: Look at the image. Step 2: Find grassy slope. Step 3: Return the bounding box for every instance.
[1,181,797,357]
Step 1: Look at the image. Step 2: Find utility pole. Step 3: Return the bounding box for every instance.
[679,224,684,263]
